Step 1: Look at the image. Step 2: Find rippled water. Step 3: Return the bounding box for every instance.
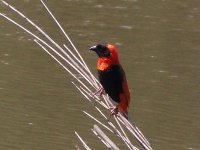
[0,0,200,150]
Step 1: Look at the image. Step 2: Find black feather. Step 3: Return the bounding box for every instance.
[98,65,123,103]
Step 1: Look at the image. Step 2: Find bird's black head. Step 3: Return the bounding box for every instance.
[89,44,110,58]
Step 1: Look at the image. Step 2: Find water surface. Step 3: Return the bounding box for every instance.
[0,0,200,149]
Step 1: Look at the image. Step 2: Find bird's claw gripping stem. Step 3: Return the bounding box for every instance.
[93,87,105,96]
[109,107,118,116]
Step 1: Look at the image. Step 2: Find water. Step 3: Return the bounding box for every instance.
[0,0,200,149]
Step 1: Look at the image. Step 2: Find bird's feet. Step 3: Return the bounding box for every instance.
[92,87,105,96]
[109,107,118,116]
[109,107,128,119]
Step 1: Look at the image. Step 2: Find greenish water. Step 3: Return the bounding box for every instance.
[0,0,200,149]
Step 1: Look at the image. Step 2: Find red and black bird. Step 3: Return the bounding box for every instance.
[89,44,131,118]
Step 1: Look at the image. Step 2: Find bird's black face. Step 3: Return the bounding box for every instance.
[89,44,110,58]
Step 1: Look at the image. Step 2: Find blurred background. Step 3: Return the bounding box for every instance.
[0,0,200,149]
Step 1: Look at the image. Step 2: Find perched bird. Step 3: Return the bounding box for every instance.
[89,44,131,118]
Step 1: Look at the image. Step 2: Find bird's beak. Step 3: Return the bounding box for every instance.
[89,45,97,51]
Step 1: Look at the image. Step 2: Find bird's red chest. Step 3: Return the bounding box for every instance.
[97,55,119,71]
[97,58,111,71]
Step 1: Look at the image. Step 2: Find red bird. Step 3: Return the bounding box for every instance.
[89,44,131,118]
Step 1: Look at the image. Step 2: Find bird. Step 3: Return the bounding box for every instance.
[89,43,131,118]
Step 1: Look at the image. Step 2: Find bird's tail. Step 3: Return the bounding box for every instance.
[117,94,130,119]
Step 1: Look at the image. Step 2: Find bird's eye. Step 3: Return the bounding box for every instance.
[99,48,106,53]
[95,44,110,57]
